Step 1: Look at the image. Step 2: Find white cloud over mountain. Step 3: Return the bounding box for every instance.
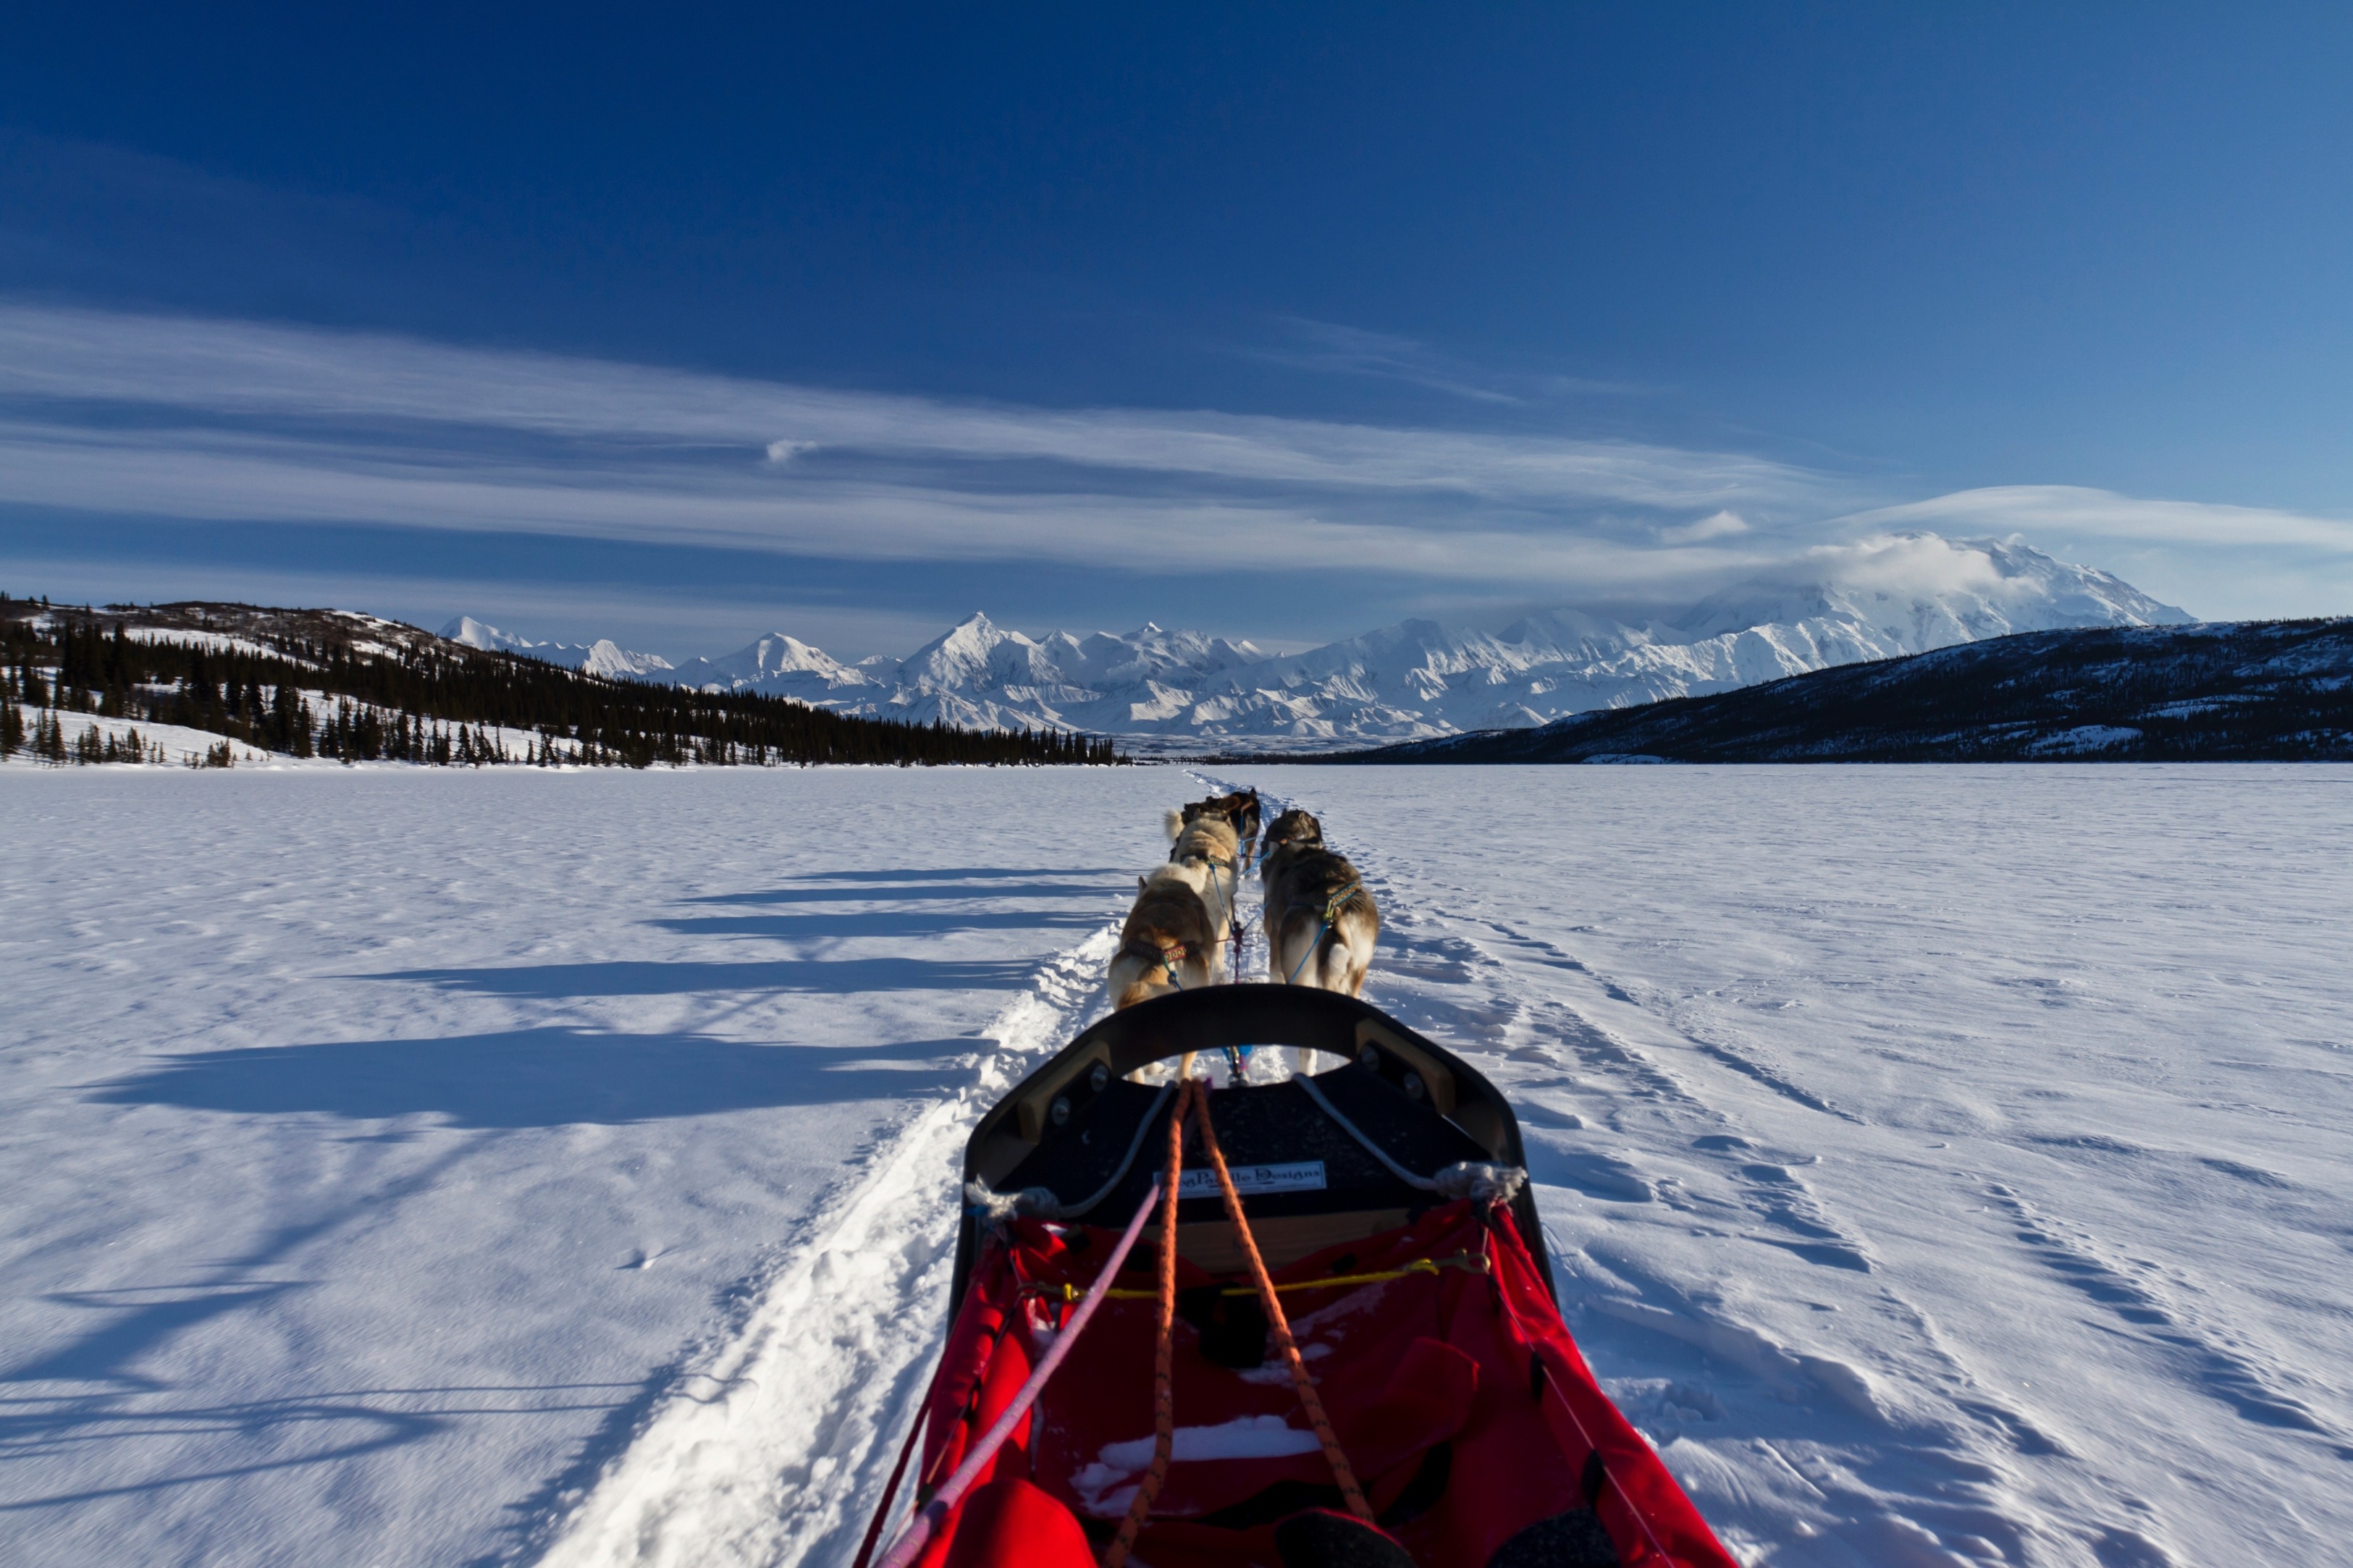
[1843,484,2353,552]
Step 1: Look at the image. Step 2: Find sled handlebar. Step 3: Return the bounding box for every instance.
[1001,984,1481,1147]
[956,986,1549,1304]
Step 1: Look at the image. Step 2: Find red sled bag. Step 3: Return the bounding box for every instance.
[861,987,1740,1568]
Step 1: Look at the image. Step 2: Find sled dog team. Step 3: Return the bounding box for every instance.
[1108,788,1381,1010]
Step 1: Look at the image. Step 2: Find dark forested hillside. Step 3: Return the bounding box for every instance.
[1341,618,2353,764]
[0,594,1125,767]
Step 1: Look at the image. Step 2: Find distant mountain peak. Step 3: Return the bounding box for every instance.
[441,615,527,653]
[940,610,1002,638]
[439,615,673,677]
[1678,534,2189,644]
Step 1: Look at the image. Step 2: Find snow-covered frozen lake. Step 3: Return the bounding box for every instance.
[3,764,2348,1567]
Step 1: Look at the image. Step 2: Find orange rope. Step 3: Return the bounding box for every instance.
[1187,1085,1376,1522]
[1104,1077,1195,1567]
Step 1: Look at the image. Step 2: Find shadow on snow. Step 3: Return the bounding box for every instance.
[756,866,1129,885]
[84,1029,977,1128]
[360,956,1043,997]
[675,882,1111,905]
[650,909,1108,939]
[8,867,1116,1523]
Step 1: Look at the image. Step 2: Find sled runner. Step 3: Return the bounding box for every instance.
[858,987,1739,1568]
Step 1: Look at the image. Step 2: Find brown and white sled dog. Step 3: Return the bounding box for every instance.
[1163,810,1242,940]
[1163,807,1241,870]
[1109,864,1223,1009]
[1261,812,1378,996]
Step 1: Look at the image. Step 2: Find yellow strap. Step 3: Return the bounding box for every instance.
[1042,1250,1488,1303]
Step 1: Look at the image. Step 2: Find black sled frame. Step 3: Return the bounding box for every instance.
[954,985,1552,1304]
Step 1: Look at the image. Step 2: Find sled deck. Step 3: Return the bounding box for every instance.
[859,987,1739,1568]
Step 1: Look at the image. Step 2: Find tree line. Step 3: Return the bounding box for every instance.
[1,594,1128,769]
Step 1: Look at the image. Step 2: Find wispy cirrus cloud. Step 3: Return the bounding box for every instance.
[0,418,1772,587]
[1229,316,1646,405]
[0,302,1838,594]
[1224,315,1647,402]
[4,304,2347,631]
[0,305,1792,507]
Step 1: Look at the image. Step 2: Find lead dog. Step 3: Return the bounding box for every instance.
[1108,864,1223,1008]
[1260,807,1321,859]
[1176,788,1263,861]
[1261,811,1378,996]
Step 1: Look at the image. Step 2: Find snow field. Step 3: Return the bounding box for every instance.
[1265,766,2353,1567]
[0,767,1173,1567]
[4,763,2349,1568]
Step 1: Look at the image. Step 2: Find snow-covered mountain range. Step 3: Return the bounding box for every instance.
[439,616,679,680]
[448,535,2192,751]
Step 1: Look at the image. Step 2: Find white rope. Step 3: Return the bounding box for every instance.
[964,1082,1175,1224]
[1292,1074,1523,1201]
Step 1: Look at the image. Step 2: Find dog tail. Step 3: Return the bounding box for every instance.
[1163,807,1184,840]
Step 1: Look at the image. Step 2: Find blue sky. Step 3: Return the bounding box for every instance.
[2,3,2349,657]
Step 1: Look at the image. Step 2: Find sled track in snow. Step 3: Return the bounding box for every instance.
[528,775,1313,1567]
[525,927,1120,1568]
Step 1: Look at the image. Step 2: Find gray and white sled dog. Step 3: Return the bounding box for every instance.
[1260,810,1378,997]
[1109,864,1224,1009]
[1260,807,1323,859]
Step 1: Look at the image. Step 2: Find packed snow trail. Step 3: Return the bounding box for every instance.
[532,772,1252,1566]
[528,932,1119,1568]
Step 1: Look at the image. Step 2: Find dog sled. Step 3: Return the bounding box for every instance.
[856,986,1739,1568]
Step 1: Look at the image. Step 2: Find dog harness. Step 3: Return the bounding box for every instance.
[1283,882,1363,986]
[1120,938,1192,991]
